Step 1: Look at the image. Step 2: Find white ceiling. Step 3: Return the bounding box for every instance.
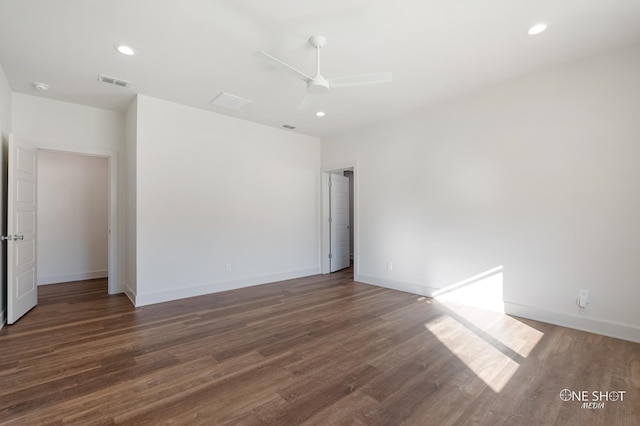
[1,0,639,138]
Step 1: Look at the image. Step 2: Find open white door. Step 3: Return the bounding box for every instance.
[5,135,38,324]
[330,174,350,272]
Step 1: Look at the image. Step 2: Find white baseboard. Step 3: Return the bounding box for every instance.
[124,285,137,306]
[504,302,640,344]
[38,270,108,285]
[355,273,640,344]
[135,268,321,307]
[355,273,438,297]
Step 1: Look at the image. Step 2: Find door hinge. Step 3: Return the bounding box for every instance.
[328,253,332,259]
[328,217,332,223]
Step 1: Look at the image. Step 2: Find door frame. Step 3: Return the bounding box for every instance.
[25,140,119,294]
[321,162,358,275]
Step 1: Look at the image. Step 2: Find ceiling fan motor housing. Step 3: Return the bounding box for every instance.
[308,75,330,94]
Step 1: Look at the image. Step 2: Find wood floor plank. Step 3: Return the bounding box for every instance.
[1,271,638,425]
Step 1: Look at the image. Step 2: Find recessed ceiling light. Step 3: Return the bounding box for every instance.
[115,45,136,56]
[32,82,49,91]
[527,22,549,36]
[316,111,326,117]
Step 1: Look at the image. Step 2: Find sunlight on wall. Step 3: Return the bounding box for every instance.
[432,266,504,312]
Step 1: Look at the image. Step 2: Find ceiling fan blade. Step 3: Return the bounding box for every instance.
[329,72,393,88]
[298,93,318,110]
[254,51,312,82]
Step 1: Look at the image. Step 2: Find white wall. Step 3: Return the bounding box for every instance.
[322,45,640,342]
[37,150,109,284]
[344,170,354,258]
[0,64,12,328]
[12,94,124,151]
[133,95,321,305]
[124,97,138,302]
[12,94,125,292]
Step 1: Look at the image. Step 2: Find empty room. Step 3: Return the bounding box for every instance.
[0,1,639,425]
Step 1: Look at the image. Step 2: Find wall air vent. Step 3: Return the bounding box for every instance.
[98,74,130,87]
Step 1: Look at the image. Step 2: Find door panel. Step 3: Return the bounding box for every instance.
[7,136,38,324]
[330,174,350,272]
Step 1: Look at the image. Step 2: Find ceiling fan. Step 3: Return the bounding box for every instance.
[255,35,393,109]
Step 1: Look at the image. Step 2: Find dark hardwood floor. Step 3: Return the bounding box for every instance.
[1,268,638,425]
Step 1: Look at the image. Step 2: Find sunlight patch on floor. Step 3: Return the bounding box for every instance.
[425,315,519,392]
[433,300,545,358]
[497,315,544,358]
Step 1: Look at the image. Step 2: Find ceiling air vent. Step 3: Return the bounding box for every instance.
[282,124,296,130]
[210,92,253,110]
[98,74,130,88]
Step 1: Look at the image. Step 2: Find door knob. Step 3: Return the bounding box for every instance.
[1,235,23,241]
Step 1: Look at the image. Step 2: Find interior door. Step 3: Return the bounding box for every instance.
[330,173,350,272]
[6,135,38,324]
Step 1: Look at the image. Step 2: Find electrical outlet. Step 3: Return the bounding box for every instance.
[386,262,393,271]
[225,263,232,272]
[577,289,589,308]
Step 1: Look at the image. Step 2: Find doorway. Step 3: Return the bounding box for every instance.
[30,145,120,296]
[37,150,109,286]
[5,137,119,325]
[321,164,357,275]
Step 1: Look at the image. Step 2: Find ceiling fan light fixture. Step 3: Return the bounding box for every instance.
[527,22,549,36]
